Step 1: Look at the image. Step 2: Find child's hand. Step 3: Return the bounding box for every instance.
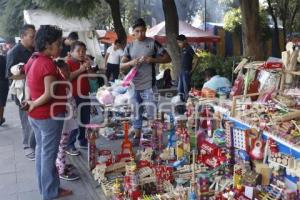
[79,63,88,72]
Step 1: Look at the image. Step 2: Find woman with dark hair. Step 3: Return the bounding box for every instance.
[24,25,72,199]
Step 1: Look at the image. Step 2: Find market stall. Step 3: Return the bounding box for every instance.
[84,41,300,200]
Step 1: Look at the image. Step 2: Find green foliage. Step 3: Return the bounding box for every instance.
[264,0,300,34]
[218,0,240,8]
[259,8,272,41]
[224,7,271,41]
[223,8,242,32]
[191,50,240,89]
[175,0,202,22]
[0,0,37,37]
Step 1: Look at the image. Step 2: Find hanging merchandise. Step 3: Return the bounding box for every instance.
[122,67,138,87]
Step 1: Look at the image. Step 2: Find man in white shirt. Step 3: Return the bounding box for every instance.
[104,39,123,82]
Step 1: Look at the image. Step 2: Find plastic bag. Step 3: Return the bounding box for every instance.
[114,90,131,106]
[122,67,137,87]
[96,89,115,106]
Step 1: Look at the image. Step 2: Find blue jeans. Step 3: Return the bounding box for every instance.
[67,96,90,149]
[130,88,155,130]
[28,113,64,200]
[19,108,36,151]
[177,70,191,102]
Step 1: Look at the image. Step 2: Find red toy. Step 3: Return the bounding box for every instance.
[268,138,278,153]
[249,139,264,161]
[154,165,173,182]
[121,121,133,156]
[230,74,244,97]
[198,140,227,168]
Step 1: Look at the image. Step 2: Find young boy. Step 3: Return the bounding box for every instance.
[121,18,171,146]
[104,39,123,82]
[66,41,91,155]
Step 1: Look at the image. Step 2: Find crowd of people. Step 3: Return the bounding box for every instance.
[0,17,231,200]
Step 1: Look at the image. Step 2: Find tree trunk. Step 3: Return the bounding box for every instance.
[239,0,265,60]
[104,0,127,46]
[282,20,287,46]
[279,0,289,46]
[162,0,181,80]
[266,0,281,57]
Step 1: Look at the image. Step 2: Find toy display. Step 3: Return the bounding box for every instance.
[88,50,300,200]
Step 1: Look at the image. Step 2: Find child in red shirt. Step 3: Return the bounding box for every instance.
[65,41,91,155]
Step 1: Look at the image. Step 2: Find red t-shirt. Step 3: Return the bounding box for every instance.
[67,59,90,97]
[25,53,66,119]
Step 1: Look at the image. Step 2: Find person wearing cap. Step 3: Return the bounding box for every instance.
[176,34,195,102]
[121,18,171,146]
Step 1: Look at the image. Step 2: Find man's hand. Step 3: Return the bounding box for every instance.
[143,56,153,64]
[130,58,140,66]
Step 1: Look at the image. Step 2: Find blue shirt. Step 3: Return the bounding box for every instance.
[203,75,231,91]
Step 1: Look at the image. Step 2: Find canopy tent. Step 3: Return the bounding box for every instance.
[99,31,134,44]
[24,9,92,32]
[23,9,103,65]
[146,20,221,44]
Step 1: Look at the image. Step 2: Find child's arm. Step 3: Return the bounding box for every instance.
[104,52,109,69]
[70,64,87,81]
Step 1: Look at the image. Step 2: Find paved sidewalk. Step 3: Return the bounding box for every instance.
[0,100,106,200]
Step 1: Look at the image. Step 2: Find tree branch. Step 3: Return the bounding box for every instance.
[289,1,300,32]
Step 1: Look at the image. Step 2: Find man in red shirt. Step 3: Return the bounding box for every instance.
[66,41,91,155]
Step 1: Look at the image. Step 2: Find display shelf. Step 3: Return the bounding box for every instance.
[262,131,300,154]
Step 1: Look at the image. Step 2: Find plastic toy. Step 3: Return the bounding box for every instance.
[112,179,124,200]
[232,128,250,152]
[249,139,265,161]
[121,121,133,156]
[124,160,141,200]
[167,113,176,148]
[198,140,227,168]
[173,156,188,169]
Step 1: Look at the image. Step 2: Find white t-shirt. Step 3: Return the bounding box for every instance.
[107,45,123,65]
